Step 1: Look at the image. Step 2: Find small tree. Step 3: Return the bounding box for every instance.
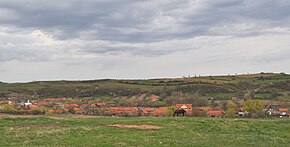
[225,102,237,118]
[243,100,264,118]
[163,106,176,117]
[243,100,263,112]
[0,104,16,111]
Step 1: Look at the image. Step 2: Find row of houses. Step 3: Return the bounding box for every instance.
[176,104,224,117]
[177,103,290,118]
[1,97,289,118]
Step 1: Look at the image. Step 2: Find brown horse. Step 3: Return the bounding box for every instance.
[173,108,186,116]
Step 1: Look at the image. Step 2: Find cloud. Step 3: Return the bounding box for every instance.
[0,0,290,82]
[1,0,289,42]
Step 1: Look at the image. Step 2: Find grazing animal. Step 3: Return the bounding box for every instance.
[173,108,186,117]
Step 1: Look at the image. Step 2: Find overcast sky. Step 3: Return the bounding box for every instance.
[0,0,290,82]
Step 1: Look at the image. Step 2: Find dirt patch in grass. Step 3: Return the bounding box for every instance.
[107,124,162,130]
[46,115,104,120]
[0,114,40,118]
[46,116,69,120]
[15,124,61,129]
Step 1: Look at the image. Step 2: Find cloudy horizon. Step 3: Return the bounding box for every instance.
[1,0,290,83]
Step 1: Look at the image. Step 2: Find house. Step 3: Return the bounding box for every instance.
[176,104,192,115]
[81,97,93,101]
[47,109,54,113]
[141,107,154,116]
[109,107,139,116]
[152,107,167,116]
[81,104,95,108]
[206,110,224,118]
[96,102,107,107]
[20,100,32,106]
[34,102,49,107]
[231,96,239,101]
[72,107,85,114]
[17,100,33,110]
[53,108,64,114]
[265,104,273,115]
[150,95,160,102]
[278,108,288,116]
[44,98,66,103]
[29,105,39,109]
[65,104,78,108]
[237,107,248,117]
[196,106,213,112]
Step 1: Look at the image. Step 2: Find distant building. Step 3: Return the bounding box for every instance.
[44,98,66,103]
[96,102,107,107]
[206,110,224,118]
[278,108,288,116]
[176,104,192,115]
[196,106,213,112]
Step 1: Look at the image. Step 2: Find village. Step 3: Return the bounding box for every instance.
[0,96,289,118]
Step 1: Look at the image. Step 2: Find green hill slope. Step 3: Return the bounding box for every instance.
[0,73,289,105]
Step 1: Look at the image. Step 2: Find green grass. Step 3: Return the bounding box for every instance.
[255,93,274,99]
[1,115,290,146]
[206,93,235,100]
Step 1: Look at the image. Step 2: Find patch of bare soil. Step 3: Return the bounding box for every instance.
[47,115,102,120]
[107,124,162,129]
[0,114,39,118]
[15,124,61,129]
[46,116,68,120]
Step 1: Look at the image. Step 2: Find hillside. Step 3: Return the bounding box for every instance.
[0,73,290,107]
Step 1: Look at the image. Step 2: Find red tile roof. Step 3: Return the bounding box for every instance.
[176,104,193,109]
[278,108,288,112]
[96,102,107,106]
[35,102,49,106]
[72,107,83,111]
[53,109,63,114]
[152,107,167,116]
[197,107,213,112]
[141,108,154,114]
[207,110,224,117]
[81,104,95,107]
[44,98,66,102]
[65,104,78,108]
[30,105,39,109]
[109,107,139,114]
[150,95,160,102]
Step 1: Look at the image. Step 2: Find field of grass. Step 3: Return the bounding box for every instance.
[0,114,290,146]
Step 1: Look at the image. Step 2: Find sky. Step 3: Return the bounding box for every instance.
[0,0,290,82]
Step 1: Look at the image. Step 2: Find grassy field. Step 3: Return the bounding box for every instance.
[0,114,290,146]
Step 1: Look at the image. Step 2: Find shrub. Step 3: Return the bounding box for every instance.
[243,100,263,112]
[225,102,238,118]
[0,104,16,111]
[0,109,45,115]
[190,108,206,117]
[163,106,175,117]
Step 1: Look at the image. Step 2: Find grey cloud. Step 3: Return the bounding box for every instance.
[1,0,290,82]
[0,47,52,62]
[1,0,290,43]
